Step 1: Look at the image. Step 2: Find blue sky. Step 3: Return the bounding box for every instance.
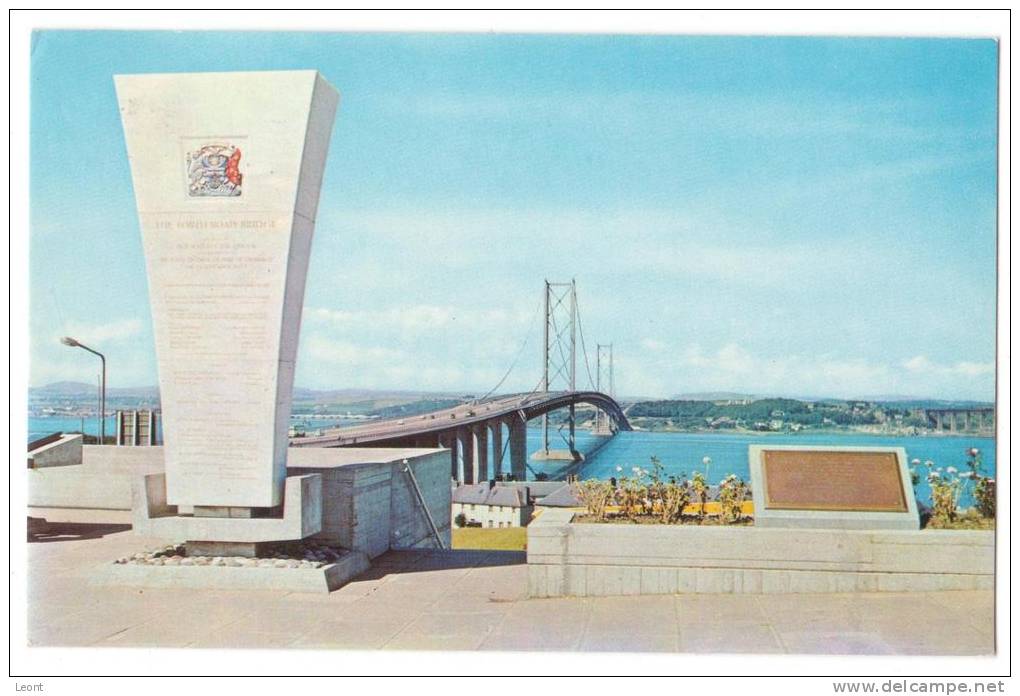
[29,31,998,400]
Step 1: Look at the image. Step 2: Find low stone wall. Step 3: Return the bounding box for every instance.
[527,509,994,597]
[28,445,163,510]
[28,433,84,469]
[289,448,452,557]
[29,445,452,558]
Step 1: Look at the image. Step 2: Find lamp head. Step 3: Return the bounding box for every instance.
[61,336,80,347]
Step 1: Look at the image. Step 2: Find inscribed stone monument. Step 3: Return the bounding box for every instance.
[116,71,339,510]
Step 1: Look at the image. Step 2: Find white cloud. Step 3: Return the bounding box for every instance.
[62,318,144,344]
[297,334,514,393]
[621,342,994,401]
[306,304,531,334]
[903,355,994,378]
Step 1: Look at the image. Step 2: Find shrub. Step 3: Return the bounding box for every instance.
[659,480,691,524]
[966,448,996,519]
[454,513,467,528]
[615,473,646,519]
[577,479,614,521]
[717,474,749,522]
[974,477,995,519]
[690,471,709,522]
[925,460,962,525]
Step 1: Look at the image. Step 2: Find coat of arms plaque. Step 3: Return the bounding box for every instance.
[186,143,243,197]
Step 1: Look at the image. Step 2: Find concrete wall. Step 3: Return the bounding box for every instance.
[528,509,994,598]
[28,445,453,557]
[27,434,84,469]
[286,451,454,557]
[29,445,163,510]
[389,451,453,551]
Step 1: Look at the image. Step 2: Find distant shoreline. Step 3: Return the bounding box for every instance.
[536,423,995,439]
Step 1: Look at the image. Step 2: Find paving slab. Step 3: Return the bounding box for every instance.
[776,630,899,655]
[24,523,995,655]
[679,623,784,654]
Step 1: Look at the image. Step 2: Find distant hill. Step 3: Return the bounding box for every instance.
[671,391,759,401]
[291,387,465,402]
[30,382,992,412]
[30,381,160,399]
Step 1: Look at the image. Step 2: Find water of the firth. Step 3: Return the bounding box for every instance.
[526,428,996,509]
[29,417,995,507]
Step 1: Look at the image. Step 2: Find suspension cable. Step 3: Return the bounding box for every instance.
[574,296,597,390]
[478,299,542,402]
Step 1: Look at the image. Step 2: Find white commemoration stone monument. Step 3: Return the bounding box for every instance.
[117,71,338,550]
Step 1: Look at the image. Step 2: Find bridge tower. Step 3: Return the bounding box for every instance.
[594,343,615,435]
[541,279,577,456]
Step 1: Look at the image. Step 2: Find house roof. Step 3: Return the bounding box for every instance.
[535,483,583,508]
[452,483,528,507]
[495,480,563,499]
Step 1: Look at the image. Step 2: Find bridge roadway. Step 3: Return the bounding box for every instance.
[290,390,631,483]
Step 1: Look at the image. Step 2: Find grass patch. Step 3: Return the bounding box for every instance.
[451,526,527,551]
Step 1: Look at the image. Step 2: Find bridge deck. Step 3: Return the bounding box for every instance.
[290,391,630,447]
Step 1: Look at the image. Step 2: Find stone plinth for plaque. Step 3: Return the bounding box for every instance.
[748,445,920,530]
[116,71,339,553]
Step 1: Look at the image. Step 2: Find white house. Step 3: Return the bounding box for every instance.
[451,482,532,528]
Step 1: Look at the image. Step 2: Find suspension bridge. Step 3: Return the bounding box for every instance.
[291,280,632,483]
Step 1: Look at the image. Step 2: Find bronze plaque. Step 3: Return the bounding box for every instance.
[761,450,908,513]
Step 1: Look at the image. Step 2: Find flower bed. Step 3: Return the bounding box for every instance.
[528,452,994,598]
[567,450,995,531]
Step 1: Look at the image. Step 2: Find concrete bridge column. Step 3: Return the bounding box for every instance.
[569,403,576,453]
[489,420,504,479]
[438,431,458,480]
[508,418,527,482]
[472,424,489,483]
[457,427,474,484]
[950,412,958,433]
[935,411,943,431]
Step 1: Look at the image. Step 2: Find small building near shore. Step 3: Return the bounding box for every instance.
[452,481,532,528]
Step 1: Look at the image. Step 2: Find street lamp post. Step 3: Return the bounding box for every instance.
[61,337,106,444]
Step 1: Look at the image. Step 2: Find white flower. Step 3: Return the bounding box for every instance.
[959,471,975,479]
[615,466,623,472]
[632,466,641,474]
[924,460,934,468]
[911,459,921,466]
[928,471,941,480]
[702,456,712,465]
[946,467,958,475]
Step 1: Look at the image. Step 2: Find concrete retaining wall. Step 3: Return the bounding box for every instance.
[28,433,84,469]
[29,445,453,557]
[527,509,994,597]
[288,449,452,557]
[28,445,163,510]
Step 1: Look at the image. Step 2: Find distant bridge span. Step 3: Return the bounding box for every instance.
[290,390,631,483]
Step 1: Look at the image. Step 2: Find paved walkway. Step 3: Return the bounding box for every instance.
[27,519,994,654]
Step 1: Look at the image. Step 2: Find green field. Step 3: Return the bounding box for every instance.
[451,526,527,551]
